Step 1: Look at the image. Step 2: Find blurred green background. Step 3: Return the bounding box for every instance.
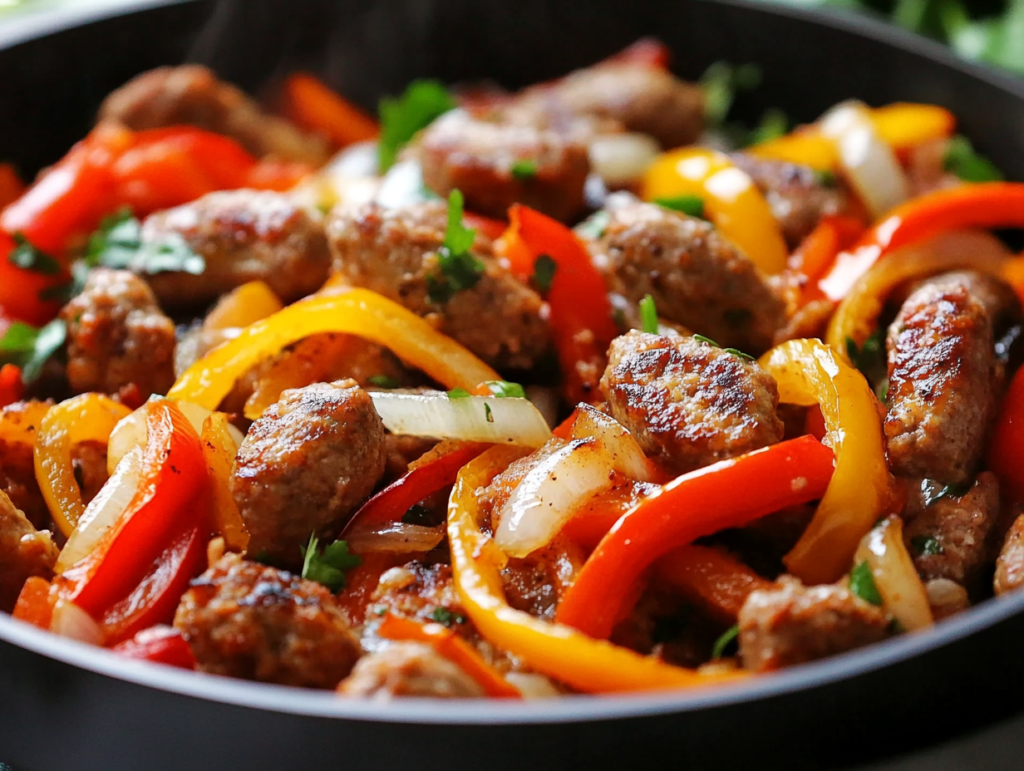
[0,0,1022,74]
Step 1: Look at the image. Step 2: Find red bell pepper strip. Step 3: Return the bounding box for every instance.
[791,215,865,305]
[500,204,618,405]
[0,231,69,325]
[12,576,57,630]
[655,545,774,624]
[818,183,1024,302]
[555,435,836,639]
[342,442,486,535]
[56,399,208,622]
[377,612,521,698]
[0,364,24,409]
[989,367,1024,506]
[110,625,197,670]
[463,212,508,242]
[245,159,312,192]
[0,163,25,209]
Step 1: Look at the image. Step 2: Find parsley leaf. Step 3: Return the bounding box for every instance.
[378,79,457,172]
[693,334,719,346]
[814,169,839,188]
[846,330,888,391]
[86,209,205,276]
[0,318,67,384]
[943,135,1003,182]
[711,624,740,659]
[300,534,361,593]
[447,387,472,400]
[910,534,944,557]
[482,380,526,399]
[849,562,883,606]
[701,61,762,128]
[510,159,539,181]
[576,210,611,241]
[9,234,61,275]
[484,403,494,423]
[654,194,706,219]
[640,294,659,334]
[724,348,755,361]
[922,480,971,507]
[426,190,484,304]
[367,374,400,389]
[430,607,467,627]
[532,254,557,295]
[746,108,789,146]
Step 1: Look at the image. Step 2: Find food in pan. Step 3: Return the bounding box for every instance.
[1,38,1022,699]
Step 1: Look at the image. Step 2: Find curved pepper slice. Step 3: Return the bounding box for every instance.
[655,545,774,624]
[759,339,890,584]
[791,216,865,306]
[168,288,501,415]
[555,436,834,640]
[34,393,132,538]
[448,447,749,693]
[283,73,380,147]
[0,364,24,409]
[989,367,1024,506]
[641,148,789,275]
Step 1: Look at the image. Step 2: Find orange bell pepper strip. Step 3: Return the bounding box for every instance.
[869,103,955,154]
[641,148,789,275]
[448,446,750,693]
[12,576,57,630]
[111,625,197,670]
[200,412,249,554]
[500,204,618,405]
[56,400,208,624]
[203,280,283,331]
[376,613,522,699]
[0,364,24,409]
[790,216,865,305]
[0,163,25,209]
[555,436,835,640]
[759,339,890,584]
[283,73,379,148]
[34,394,132,538]
[655,546,773,624]
[749,131,839,171]
[0,399,51,446]
[169,288,500,416]
[989,367,1024,506]
[559,479,657,551]
[818,183,1024,302]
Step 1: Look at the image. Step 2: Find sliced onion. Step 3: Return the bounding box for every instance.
[50,598,104,645]
[503,672,563,699]
[819,101,909,218]
[854,516,933,631]
[345,521,445,554]
[369,391,552,448]
[569,404,656,482]
[375,160,435,209]
[495,438,617,558]
[588,132,661,187]
[107,408,146,475]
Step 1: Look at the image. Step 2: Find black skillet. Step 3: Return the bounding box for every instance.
[2,1,1024,769]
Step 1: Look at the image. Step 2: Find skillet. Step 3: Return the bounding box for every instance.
[2,1,1024,769]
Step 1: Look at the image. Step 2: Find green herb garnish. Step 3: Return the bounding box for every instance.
[510,159,539,181]
[910,534,944,557]
[747,108,789,146]
[576,210,611,241]
[693,334,719,346]
[846,330,888,389]
[814,169,839,188]
[447,387,472,400]
[86,208,205,276]
[654,194,706,219]
[724,348,755,361]
[711,624,740,659]
[367,374,401,388]
[923,481,971,507]
[701,61,762,128]
[378,79,457,172]
[8,234,61,275]
[300,534,361,593]
[430,607,467,627]
[426,190,484,304]
[0,318,66,384]
[532,254,557,295]
[944,135,1003,182]
[639,294,659,334]
[849,562,883,606]
[484,402,494,422]
[483,380,527,399]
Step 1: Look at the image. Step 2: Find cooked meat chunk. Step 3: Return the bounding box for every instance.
[926,578,970,620]
[327,201,551,370]
[174,554,361,688]
[99,65,329,165]
[419,109,589,222]
[501,538,585,621]
[141,190,331,309]
[0,490,59,612]
[231,380,386,566]
[885,272,1018,485]
[61,268,176,397]
[738,576,890,672]
[338,641,484,699]
[995,505,1024,596]
[599,331,784,474]
[519,62,704,148]
[72,440,109,508]
[731,153,849,248]
[592,201,786,353]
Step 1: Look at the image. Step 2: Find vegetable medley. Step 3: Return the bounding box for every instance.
[2,38,1024,699]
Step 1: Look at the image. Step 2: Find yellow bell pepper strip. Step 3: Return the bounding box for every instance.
[448,446,750,693]
[749,132,839,171]
[202,280,283,331]
[168,288,501,416]
[759,339,891,585]
[200,412,249,554]
[826,230,1013,358]
[0,399,51,447]
[34,393,132,538]
[641,147,788,275]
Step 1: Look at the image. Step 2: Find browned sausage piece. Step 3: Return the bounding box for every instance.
[592,201,787,353]
[737,577,890,672]
[141,190,332,310]
[327,201,551,370]
[995,504,1024,596]
[338,641,485,699]
[231,380,386,566]
[61,268,176,398]
[419,109,590,222]
[885,271,1018,485]
[0,490,59,612]
[731,153,850,249]
[99,65,329,165]
[173,554,361,688]
[599,331,784,474]
[72,440,109,509]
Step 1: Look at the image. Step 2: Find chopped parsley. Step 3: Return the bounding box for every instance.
[378,79,457,172]
[693,334,719,346]
[0,318,67,383]
[639,294,659,334]
[923,480,971,507]
[724,347,755,361]
[510,159,539,181]
[430,607,467,627]
[576,210,611,241]
[367,374,401,389]
[711,624,740,659]
[814,169,839,188]
[447,387,472,400]
[532,254,557,295]
[300,534,361,593]
[746,108,789,146]
[849,562,883,606]
[846,329,888,396]
[482,380,527,399]
[654,194,706,219]
[700,61,762,128]
[910,534,944,557]
[944,135,1003,183]
[484,403,494,422]
[426,190,484,304]
[8,234,61,275]
[85,209,205,276]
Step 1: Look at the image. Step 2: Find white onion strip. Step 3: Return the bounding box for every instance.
[370,391,552,448]
[855,516,933,631]
[588,132,661,187]
[569,404,656,482]
[346,521,445,554]
[50,598,104,645]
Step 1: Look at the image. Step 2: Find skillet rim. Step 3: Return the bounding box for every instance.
[1,0,1024,727]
